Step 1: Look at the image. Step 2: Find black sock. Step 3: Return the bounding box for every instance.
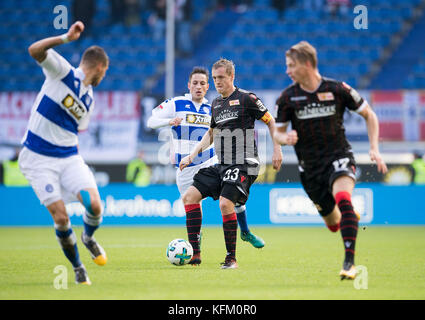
[336,192,358,264]
[185,204,202,255]
[223,212,237,260]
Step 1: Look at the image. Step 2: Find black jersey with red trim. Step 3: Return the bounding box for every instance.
[211,87,268,165]
[275,77,366,168]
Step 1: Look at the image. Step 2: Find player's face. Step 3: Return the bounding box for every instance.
[91,63,108,87]
[285,56,307,84]
[188,73,209,103]
[212,67,234,97]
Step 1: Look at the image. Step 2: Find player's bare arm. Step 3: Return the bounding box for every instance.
[358,104,388,174]
[274,124,298,146]
[28,21,85,63]
[261,112,283,171]
[179,128,214,171]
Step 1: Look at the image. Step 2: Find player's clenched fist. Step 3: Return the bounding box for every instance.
[179,155,192,171]
[67,21,85,41]
[285,130,298,145]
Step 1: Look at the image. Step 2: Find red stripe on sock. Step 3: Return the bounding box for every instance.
[223,212,237,223]
[335,191,351,204]
[185,204,201,212]
[327,223,340,232]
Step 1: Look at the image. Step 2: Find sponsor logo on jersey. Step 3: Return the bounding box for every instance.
[290,96,307,101]
[229,99,240,106]
[295,103,336,119]
[62,94,86,120]
[317,92,335,101]
[186,113,210,125]
[215,110,239,123]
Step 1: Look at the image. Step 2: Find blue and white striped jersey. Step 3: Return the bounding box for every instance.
[21,49,94,158]
[149,93,216,167]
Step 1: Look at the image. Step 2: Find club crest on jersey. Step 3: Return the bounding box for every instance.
[186,114,210,125]
[229,99,240,106]
[62,94,86,120]
[317,92,335,101]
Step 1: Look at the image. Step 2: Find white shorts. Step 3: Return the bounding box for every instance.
[176,156,218,196]
[18,147,97,206]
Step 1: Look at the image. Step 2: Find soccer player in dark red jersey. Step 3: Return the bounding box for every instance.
[180,58,283,269]
[274,41,388,280]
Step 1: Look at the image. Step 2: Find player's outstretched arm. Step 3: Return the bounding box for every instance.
[358,103,388,174]
[28,21,85,63]
[179,128,214,171]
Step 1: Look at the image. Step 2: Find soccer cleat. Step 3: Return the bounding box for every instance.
[74,265,91,285]
[188,253,201,266]
[241,231,265,248]
[220,257,238,269]
[81,233,107,266]
[339,261,357,280]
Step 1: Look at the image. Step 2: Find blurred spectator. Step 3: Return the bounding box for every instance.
[272,0,288,19]
[217,0,252,13]
[176,0,193,57]
[304,0,324,12]
[109,0,125,24]
[126,151,151,187]
[124,0,142,26]
[73,0,96,36]
[2,148,29,186]
[109,0,142,26]
[412,151,425,184]
[326,0,351,18]
[148,0,167,41]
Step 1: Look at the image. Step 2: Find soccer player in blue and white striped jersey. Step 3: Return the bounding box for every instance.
[18,21,109,285]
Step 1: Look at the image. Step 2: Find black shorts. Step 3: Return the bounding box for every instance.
[300,154,357,217]
[192,163,258,206]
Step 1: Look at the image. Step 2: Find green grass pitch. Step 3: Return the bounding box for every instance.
[1,226,424,300]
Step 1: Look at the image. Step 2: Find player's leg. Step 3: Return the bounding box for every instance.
[182,186,204,265]
[77,188,107,266]
[332,175,357,280]
[185,165,222,265]
[47,200,90,285]
[219,195,238,269]
[61,155,106,266]
[236,204,265,248]
[18,149,90,284]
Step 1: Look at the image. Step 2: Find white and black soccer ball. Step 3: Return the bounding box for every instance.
[166,239,193,266]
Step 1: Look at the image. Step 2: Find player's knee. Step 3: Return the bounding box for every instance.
[90,200,103,217]
[219,197,234,214]
[53,214,69,228]
[182,188,201,205]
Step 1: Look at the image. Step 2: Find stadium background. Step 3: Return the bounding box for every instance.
[0,0,424,226]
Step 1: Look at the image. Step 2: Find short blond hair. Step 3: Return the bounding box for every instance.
[286,41,318,69]
[212,58,235,76]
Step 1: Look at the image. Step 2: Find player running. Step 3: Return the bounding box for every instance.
[18,21,109,285]
[147,67,266,261]
[180,59,283,269]
[274,41,388,280]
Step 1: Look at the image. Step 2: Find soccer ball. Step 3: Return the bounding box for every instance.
[166,239,193,266]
